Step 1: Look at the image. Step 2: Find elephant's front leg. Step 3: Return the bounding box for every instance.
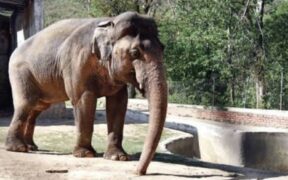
[73,91,97,158]
[104,87,129,161]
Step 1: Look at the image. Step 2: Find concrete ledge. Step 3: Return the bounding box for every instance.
[128,99,288,128]
[160,135,197,158]
[126,108,288,173]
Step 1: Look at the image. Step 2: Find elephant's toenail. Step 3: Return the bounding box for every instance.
[85,152,95,157]
[119,155,128,161]
[111,155,118,160]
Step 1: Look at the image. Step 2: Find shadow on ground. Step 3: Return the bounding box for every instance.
[18,148,287,179]
[0,110,148,127]
[141,153,286,179]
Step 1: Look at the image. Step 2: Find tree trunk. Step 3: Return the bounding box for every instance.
[227,6,235,106]
[255,77,265,108]
[133,0,140,12]
[254,0,266,109]
[280,68,283,110]
[230,79,235,106]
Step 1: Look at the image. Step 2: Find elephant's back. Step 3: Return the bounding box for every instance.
[11,19,96,62]
[8,19,102,103]
[37,19,96,42]
[21,19,96,54]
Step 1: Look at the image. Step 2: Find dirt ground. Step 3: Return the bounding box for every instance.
[0,116,236,180]
[0,144,287,180]
[0,107,288,179]
[0,147,236,180]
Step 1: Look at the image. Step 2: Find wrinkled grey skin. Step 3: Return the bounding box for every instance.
[6,12,167,175]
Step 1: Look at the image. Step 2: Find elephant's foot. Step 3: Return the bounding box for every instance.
[104,146,129,161]
[73,146,96,158]
[25,141,38,151]
[5,137,28,152]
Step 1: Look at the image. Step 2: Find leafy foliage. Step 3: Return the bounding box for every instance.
[44,0,288,109]
[158,0,288,109]
[44,0,92,27]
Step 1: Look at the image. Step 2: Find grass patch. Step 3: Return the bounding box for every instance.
[36,131,75,153]
[0,128,7,143]
[65,97,106,109]
[0,124,185,154]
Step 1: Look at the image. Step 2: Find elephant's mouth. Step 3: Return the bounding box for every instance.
[129,71,146,97]
[136,83,146,97]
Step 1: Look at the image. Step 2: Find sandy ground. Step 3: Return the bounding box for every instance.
[0,147,236,180]
[0,144,288,180]
[0,104,288,179]
[0,116,236,180]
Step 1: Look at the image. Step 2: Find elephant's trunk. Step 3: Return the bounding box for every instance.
[136,60,168,175]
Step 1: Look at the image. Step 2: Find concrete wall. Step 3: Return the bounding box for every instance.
[164,130,288,173]
[243,132,288,172]
[182,108,288,129]
[128,99,288,128]
[126,100,288,173]
[164,135,199,159]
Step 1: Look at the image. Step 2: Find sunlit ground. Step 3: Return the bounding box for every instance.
[0,124,185,154]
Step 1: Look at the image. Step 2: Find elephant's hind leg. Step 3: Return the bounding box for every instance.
[6,67,41,152]
[24,102,50,151]
[24,110,41,151]
[5,105,32,152]
[104,87,129,161]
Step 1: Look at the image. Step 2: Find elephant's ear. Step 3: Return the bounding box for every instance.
[92,20,114,62]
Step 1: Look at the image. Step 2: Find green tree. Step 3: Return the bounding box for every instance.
[43,0,288,109]
[265,0,288,109]
[44,0,92,26]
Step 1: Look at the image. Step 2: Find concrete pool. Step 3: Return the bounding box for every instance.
[162,118,288,173]
[127,99,288,173]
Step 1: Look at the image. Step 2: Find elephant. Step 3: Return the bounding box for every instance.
[5,11,167,175]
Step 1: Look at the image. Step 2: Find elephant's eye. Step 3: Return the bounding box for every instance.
[129,48,140,59]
